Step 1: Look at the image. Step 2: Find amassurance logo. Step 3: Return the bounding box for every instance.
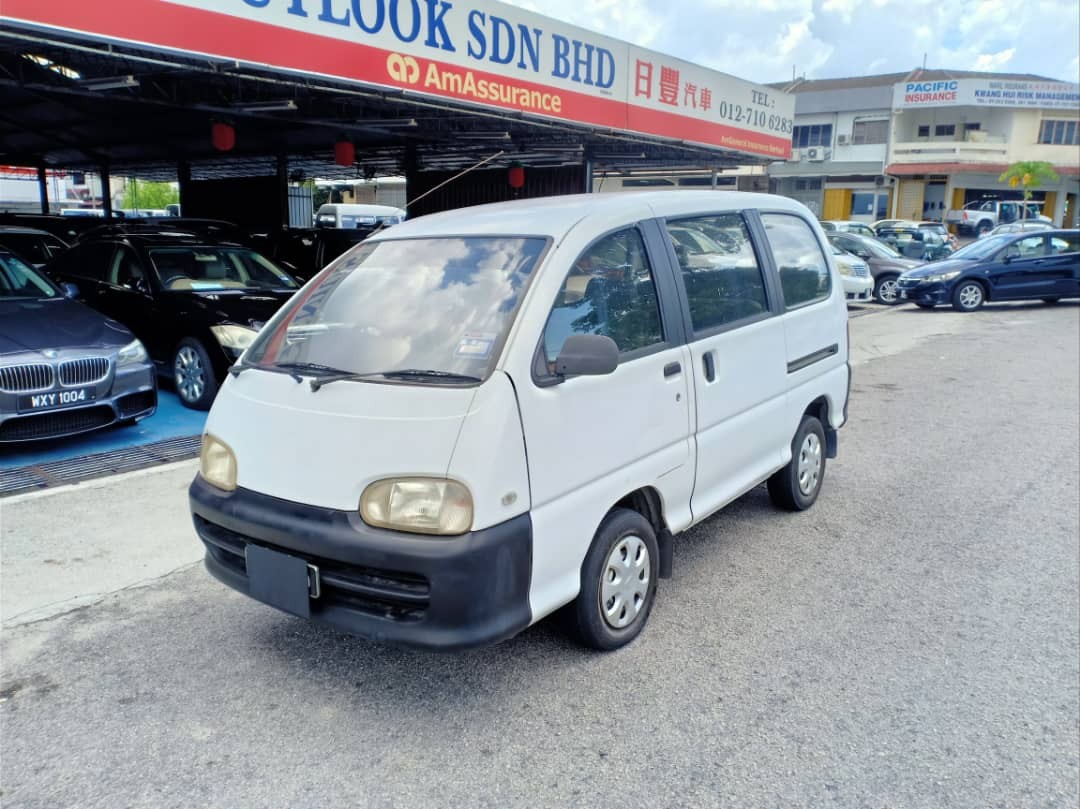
[386,53,564,113]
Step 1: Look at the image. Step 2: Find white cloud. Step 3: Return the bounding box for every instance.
[973,48,1016,72]
[500,0,1080,84]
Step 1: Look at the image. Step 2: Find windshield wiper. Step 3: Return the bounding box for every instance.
[310,368,482,392]
[382,369,482,384]
[230,361,345,384]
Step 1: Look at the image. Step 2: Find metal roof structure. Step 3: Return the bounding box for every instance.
[0,26,767,182]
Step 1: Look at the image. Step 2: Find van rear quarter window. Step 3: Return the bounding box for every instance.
[761,213,831,308]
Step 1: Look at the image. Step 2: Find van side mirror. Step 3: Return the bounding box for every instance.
[555,334,619,377]
[62,282,80,299]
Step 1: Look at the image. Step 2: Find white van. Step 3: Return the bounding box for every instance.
[313,203,405,230]
[190,191,850,651]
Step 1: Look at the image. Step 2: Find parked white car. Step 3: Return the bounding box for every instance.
[190,191,851,651]
[831,244,874,302]
[980,220,1055,238]
[313,203,405,230]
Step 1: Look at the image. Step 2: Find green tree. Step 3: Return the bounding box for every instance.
[998,161,1059,220]
[121,179,179,211]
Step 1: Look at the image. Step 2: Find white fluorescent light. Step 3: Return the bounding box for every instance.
[455,132,512,141]
[231,100,298,112]
[80,75,139,91]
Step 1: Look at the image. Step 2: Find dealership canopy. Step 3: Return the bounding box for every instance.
[0,0,794,179]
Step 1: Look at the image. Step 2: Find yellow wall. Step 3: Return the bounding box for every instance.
[896,180,925,220]
[1042,191,1058,224]
[822,188,852,220]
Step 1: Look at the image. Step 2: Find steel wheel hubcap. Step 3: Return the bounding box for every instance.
[878,279,899,303]
[174,346,205,402]
[797,433,822,495]
[599,535,650,629]
[959,284,982,308]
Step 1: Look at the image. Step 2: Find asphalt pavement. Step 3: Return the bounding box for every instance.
[2,302,1078,809]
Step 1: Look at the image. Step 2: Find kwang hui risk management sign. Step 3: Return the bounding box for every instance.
[894,78,1080,110]
[2,0,795,159]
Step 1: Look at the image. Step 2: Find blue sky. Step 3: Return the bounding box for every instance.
[508,0,1080,85]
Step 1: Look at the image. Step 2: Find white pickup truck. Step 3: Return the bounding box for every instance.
[945,200,1051,235]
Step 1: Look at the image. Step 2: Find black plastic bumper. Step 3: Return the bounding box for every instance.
[898,281,949,305]
[189,475,533,650]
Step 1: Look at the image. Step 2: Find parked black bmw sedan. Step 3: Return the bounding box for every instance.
[0,249,156,443]
[827,231,923,305]
[45,228,300,409]
[896,229,1080,311]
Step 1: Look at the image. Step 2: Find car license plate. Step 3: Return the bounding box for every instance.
[17,387,96,412]
[245,544,313,618]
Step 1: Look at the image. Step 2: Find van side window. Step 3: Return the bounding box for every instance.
[665,214,768,333]
[761,213,831,309]
[543,228,663,364]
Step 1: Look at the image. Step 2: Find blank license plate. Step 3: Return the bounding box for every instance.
[18,387,96,412]
[245,544,311,618]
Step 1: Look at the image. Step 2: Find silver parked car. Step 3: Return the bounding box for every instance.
[0,249,156,442]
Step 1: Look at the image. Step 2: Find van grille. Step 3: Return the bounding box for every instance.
[59,357,111,387]
[195,516,430,620]
[0,363,54,393]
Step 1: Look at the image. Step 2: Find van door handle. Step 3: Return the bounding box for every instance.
[702,352,716,382]
[663,362,681,378]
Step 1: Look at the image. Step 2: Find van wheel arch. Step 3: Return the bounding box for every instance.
[612,487,672,579]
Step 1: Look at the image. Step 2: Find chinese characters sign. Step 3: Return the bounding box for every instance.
[2,0,794,159]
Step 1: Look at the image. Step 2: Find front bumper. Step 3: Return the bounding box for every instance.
[842,274,874,301]
[189,475,533,650]
[0,361,156,443]
[896,279,950,306]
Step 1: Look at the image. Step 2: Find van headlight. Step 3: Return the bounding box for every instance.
[200,434,238,492]
[116,338,148,367]
[836,262,852,277]
[360,478,473,536]
[210,324,258,355]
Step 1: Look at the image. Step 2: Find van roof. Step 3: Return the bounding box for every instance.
[374,191,810,241]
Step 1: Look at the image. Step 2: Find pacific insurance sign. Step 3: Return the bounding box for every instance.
[2,0,795,159]
[894,78,1080,110]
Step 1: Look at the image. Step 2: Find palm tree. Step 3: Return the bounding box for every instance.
[998,161,1060,221]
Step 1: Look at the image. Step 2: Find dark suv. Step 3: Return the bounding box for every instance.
[44,229,299,409]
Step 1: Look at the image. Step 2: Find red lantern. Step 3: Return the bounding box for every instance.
[334,139,355,167]
[211,121,235,152]
[508,164,525,189]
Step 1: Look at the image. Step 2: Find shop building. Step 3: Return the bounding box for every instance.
[769,69,1080,227]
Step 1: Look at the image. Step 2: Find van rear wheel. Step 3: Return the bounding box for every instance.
[768,415,826,511]
[574,508,658,651]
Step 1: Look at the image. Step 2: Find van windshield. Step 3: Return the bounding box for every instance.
[243,236,547,383]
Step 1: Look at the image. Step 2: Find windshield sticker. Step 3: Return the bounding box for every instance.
[455,332,497,359]
[189,281,225,290]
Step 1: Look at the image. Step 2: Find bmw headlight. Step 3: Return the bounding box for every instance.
[116,338,148,367]
[210,324,259,355]
[360,478,474,536]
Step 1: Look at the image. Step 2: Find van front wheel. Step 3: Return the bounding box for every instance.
[574,509,658,651]
[768,415,826,511]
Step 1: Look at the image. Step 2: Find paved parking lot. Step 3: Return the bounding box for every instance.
[2,303,1078,809]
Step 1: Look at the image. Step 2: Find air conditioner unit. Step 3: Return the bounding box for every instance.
[806,147,825,162]
[837,134,849,146]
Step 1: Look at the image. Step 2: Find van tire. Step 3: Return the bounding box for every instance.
[574,508,658,651]
[768,415,826,511]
